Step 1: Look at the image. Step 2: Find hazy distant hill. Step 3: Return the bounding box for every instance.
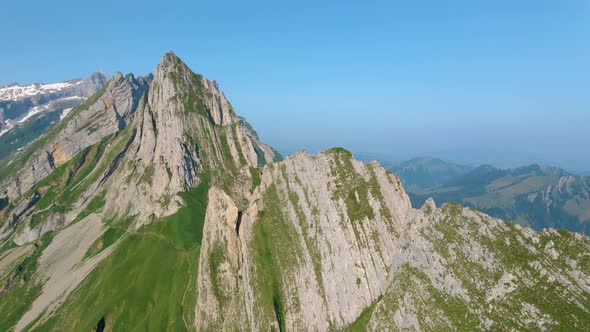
[409,164,590,234]
[389,157,474,191]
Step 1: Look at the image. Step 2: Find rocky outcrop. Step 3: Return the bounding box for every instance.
[361,204,590,330]
[195,187,246,330]
[12,213,68,245]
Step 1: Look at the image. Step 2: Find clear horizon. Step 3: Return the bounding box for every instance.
[2,1,588,171]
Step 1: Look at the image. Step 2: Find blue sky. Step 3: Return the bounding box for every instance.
[2,1,589,171]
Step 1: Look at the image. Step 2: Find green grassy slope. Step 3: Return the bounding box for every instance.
[31,181,209,332]
[0,232,55,332]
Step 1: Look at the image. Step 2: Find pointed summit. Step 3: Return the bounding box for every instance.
[123,51,280,216]
[153,51,193,86]
[88,72,107,86]
[150,51,239,126]
[155,51,186,76]
[161,50,179,62]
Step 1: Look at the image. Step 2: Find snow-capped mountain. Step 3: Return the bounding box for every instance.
[0,73,106,135]
[0,73,107,162]
[0,82,79,101]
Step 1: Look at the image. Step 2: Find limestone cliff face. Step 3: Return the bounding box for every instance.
[244,149,411,330]
[100,52,279,221]
[196,187,247,330]
[196,149,590,331]
[195,149,412,330]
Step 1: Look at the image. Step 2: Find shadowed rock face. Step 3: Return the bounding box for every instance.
[0,52,588,332]
[95,317,105,332]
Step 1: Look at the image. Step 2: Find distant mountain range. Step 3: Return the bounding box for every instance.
[0,73,106,161]
[390,157,474,191]
[393,157,590,235]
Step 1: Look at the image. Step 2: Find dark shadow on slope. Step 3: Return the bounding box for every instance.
[235,211,243,236]
[95,316,105,332]
[273,299,283,332]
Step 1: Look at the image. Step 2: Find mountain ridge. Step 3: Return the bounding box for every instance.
[0,52,588,331]
[407,161,590,234]
[389,156,474,191]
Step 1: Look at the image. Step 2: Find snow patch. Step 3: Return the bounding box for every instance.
[16,105,47,123]
[60,108,73,120]
[0,124,13,137]
[59,96,85,101]
[0,80,83,101]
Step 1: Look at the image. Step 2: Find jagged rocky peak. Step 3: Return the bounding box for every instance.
[66,51,280,222]
[70,71,108,96]
[152,51,236,125]
[0,51,279,245]
[89,71,107,82]
[423,197,436,210]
